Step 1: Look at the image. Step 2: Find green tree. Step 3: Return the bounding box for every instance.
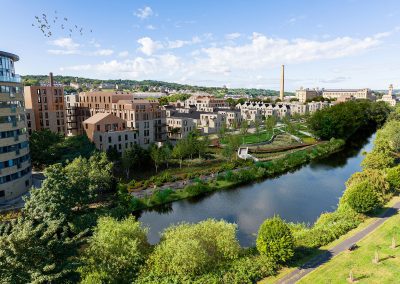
[386,165,400,192]
[150,144,164,173]
[361,150,395,170]
[79,216,150,284]
[222,135,241,161]
[346,181,382,213]
[254,120,261,142]
[256,216,294,263]
[240,120,249,135]
[265,116,277,135]
[29,129,63,168]
[173,140,188,168]
[218,122,228,141]
[0,218,84,284]
[146,219,240,278]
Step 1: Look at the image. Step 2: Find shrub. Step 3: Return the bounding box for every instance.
[256,216,294,263]
[344,169,391,203]
[386,165,400,192]
[146,219,240,278]
[79,216,150,283]
[361,150,395,170]
[148,189,176,205]
[293,205,363,248]
[185,182,211,196]
[346,181,382,213]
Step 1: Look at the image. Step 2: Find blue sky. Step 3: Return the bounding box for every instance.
[1,0,400,90]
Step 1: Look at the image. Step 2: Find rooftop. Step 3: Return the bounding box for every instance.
[0,51,19,61]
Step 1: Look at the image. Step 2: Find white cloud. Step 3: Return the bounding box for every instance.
[48,49,80,55]
[146,24,156,30]
[61,54,182,79]
[50,37,80,49]
[225,33,241,40]
[134,6,153,19]
[90,49,114,56]
[118,51,129,57]
[194,32,388,73]
[137,37,163,56]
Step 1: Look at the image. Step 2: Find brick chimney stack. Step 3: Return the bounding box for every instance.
[280,65,284,101]
[49,72,54,87]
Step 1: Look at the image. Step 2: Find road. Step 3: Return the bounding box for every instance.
[275,201,400,284]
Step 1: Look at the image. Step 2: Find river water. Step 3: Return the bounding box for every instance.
[136,132,376,247]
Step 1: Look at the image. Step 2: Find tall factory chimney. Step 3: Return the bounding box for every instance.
[280,65,284,101]
[49,72,54,87]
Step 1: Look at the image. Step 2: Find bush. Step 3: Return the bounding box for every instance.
[387,165,400,192]
[344,169,391,203]
[146,219,240,278]
[184,182,211,196]
[293,205,363,248]
[79,216,150,283]
[256,216,294,263]
[148,189,176,205]
[346,181,382,213]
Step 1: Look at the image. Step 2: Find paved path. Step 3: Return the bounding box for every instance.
[275,201,400,284]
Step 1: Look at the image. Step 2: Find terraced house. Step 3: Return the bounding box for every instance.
[0,51,31,201]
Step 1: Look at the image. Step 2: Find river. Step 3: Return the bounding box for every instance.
[136,132,376,247]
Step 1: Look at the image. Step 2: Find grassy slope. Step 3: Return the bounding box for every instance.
[259,197,400,284]
[299,199,400,284]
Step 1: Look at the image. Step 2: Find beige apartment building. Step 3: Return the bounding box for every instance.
[322,88,375,101]
[295,88,321,103]
[166,115,198,141]
[24,73,66,135]
[83,112,138,152]
[77,91,166,148]
[377,84,398,107]
[0,51,31,202]
[185,95,228,110]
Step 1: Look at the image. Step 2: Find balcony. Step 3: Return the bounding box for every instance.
[0,75,21,83]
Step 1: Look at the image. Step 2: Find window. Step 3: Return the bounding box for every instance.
[125,134,128,140]
[118,135,121,142]
[0,190,4,197]
[108,137,112,143]
[97,125,100,131]
[85,124,88,129]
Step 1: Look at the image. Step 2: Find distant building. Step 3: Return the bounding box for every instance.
[295,87,321,103]
[377,84,398,107]
[24,73,66,135]
[98,82,115,89]
[83,113,138,152]
[322,88,375,101]
[185,95,228,110]
[0,51,32,201]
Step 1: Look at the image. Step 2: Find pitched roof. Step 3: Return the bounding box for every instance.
[83,112,121,124]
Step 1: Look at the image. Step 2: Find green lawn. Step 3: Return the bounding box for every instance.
[299,210,400,284]
[221,131,273,145]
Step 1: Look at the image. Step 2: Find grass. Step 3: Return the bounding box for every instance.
[221,131,273,145]
[259,197,400,284]
[299,201,400,283]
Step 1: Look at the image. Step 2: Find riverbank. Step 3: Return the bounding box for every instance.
[124,138,345,212]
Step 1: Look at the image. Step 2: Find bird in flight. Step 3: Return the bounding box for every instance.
[32,11,93,38]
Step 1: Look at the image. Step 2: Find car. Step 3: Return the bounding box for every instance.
[348,243,358,251]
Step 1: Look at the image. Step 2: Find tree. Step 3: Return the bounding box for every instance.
[218,122,228,141]
[346,181,382,213]
[146,219,240,278]
[254,120,261,142]
[150,144,164,173]
[240,120,249,135]
[361,150,395,170]
[222,135,241,161]
[173,140,188,168]
[345,169,391,203]
[161,143,173,168]
[29,129,63,168]
[386,165,400,192]
[0,218,84,284]
[121,144,148,178]
[79,216,150,284]
[265,116,277,135]
[256,216,294,263]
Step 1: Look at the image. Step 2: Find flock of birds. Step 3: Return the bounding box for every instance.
[32,10,92,38]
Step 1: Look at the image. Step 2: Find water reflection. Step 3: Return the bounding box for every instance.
[137,132,376,247]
